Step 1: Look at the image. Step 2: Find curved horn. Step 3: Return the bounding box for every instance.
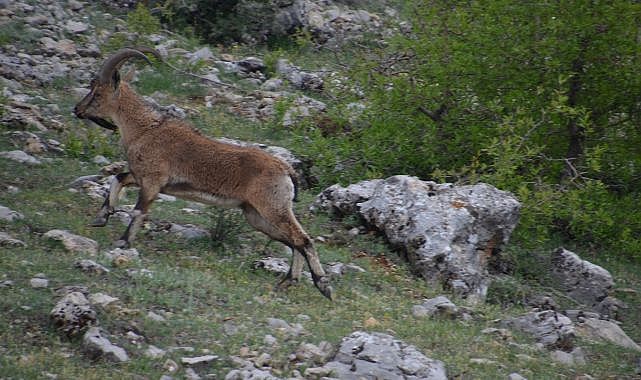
[98,48,154,84]
[129,46,163,62]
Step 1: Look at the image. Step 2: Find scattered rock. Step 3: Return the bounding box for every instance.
[30,277,49,288]
[50,291,97,336]
[294,341,333,364]
[144,345,166,359]
[412,295,470,320]
[181,355,219,367]
[501,310,575,350]
[83,327,129,362]
[266,317,304,337]
[0,150,42,165]
[575,317,641,352]
[0,231,26,247]
[74,259,110,274]
[314,175,521,302]
[550,347,586,366]
[168,223,211,240]
[163,358,179,372]
[104,247,140,266]
[324,262,366,277]
[508,373,528,380]
[88,293,119,308]
[308,331,447,380]
[147,310,166,322]
[44,229,99,255]
[551,248,614,309]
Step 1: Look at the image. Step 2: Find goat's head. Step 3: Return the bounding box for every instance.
[73,47,161,130]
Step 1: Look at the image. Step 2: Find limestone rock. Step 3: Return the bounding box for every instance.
[412,295,470,320]
[501,310,575,350]
[0,231,26,247]
[0,150,41,165]
[44,229,99,255]
[309,331,447,380]
[83,327,129,362]
[551,248,614,309]
[74,259,110,274]
[576,317,641,352]
[50,291,97,336]
[314,175,521,302]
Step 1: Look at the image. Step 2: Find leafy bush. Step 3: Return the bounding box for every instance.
[297,0,641,259]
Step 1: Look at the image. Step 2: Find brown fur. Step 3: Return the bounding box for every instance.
[73,48,332,300]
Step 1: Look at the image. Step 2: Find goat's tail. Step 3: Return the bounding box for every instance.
[289,169,299,202]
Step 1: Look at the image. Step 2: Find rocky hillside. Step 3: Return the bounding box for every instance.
[1,1,641,379]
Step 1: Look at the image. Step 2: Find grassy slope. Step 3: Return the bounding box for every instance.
[1,7,641,380]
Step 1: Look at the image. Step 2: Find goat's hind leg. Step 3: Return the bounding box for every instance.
[91,172,137,227]
[114,182,159,248]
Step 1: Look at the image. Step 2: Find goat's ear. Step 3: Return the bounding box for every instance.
[111,71,120,89]
[122,68,136,83]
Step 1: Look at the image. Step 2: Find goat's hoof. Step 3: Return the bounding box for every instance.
[316,277,334,301]
[113,239,130,249]
[89,217,108,227]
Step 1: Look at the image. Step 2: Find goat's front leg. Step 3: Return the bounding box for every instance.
[91,172,137,227]
[114,183,158,248]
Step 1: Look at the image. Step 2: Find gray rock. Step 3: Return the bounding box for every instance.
[144,345,166,359]
[412,295,464,319]
[188,47,215,64]
[576,317,641,352]
[50,291,97,336]
[83,327,129,362]
[294,341,333,364]
[325,262,366,277]
[104,247,140,266]
[551,248,613,308]
[550,347,586,366]
[238,57,266,73]
[44,229,99,255]
[64,20,89,33]
[266,317,304,337]
[508,373,528,380]
[0,150,42,165]
[181,354,218,366]
[30,277,49,288]
[169,223,211,240]
[261,78,283,91]
[314,176,521,302]
[88,292,119,308]
[501,310,575,350]
[74,259,110,274]
[310,331,447,380]
[0,231,26,247]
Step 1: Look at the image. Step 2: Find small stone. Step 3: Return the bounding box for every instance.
[184,368,201,380]
[44,230,99,255]
[89,293,119,308]
[263,334,277,346]
[363,316,380,327]
[83,327,129,362]
[65,20,89,34]
[0,150,42,165]
[181,355,218,366]
[147,311,166,322]
[144,345,166,359]
[508,373,527,380]
[30,277,49,288]
[163,358,179,372]
[0,231,26,247]
[0,205,24,222]
[252,352,271,367]
[74,259,110,274]
[550,350,575,366]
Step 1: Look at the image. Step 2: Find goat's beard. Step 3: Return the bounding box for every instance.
[88,116,118,131]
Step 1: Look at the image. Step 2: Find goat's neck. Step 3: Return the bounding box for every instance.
[111,84,163,148]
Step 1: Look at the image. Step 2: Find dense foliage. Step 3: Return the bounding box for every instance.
[300,1,641,259]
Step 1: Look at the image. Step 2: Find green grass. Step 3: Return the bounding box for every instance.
[2,148,640,378]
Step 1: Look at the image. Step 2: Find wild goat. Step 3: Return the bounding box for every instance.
[73,47,333,300]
